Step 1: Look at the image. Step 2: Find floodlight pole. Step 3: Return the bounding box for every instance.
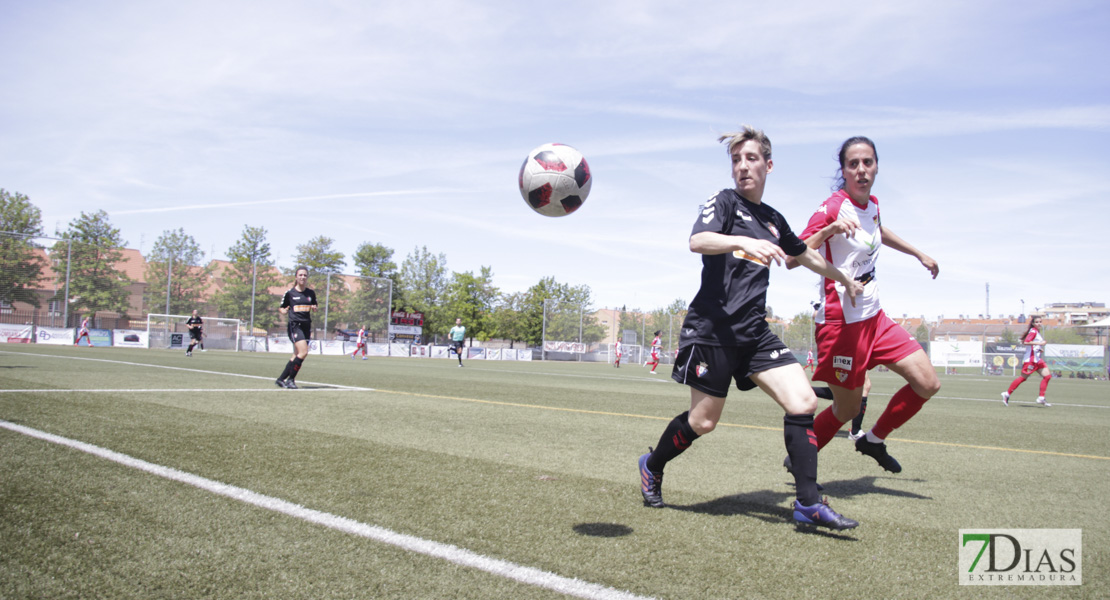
[541,298,548,361]
[248,256,257,351]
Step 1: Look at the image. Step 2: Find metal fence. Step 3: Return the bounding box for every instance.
[0,231,392,343]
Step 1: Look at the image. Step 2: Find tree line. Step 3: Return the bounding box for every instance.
[1,189,692,346]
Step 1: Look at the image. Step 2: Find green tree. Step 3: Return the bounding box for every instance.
[291,236,347,331]
[0,189,47,308]
[490,291,529,347]
[345,241,399,334]
[914,323,931,345]
[144,228,213,315]
[522,277,604,347]
[782,311,815,352]
[444,266,499,342]
[213,226,284,330]
[398,246,449,339]
[1042,327,1084,344]
[998,327,1019,345]
[54,210,131,318]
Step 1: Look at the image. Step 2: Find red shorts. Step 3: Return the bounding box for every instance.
[814,310,922,389]
[1021,359,1047,376]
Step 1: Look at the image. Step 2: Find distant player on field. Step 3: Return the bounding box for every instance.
[351,324,368,360]
[1001,316,1052,407]
[185,310,203,356]
[449,318,466,367]
[75,316,93,347]
[647,331,662,374]
[614,337,623,368]
[275,267,317,389]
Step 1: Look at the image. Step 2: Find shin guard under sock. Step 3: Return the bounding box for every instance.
[813,406,846,450]
[647,411,700,472]
[871,385,929,439]
[1039,375,1052,396]
[783,413,820,505]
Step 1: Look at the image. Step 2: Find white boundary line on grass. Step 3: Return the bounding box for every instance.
[0,388,365,393]
[0,419,654,600]
[0,350,372,391]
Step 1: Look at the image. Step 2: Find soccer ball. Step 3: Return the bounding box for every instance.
[518,143,592,217]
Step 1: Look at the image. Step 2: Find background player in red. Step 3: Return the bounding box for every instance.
[1001,316,1052,407]
[647,330,662,374]
[788,136,940,474]
[613,337,622,368]
[351,324,368,360]
[74,316,93,346]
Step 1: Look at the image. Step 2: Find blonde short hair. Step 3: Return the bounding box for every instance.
[718,126,772,160]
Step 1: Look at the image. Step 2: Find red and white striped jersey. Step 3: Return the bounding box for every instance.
[802,190,884,325]
[1023,327,1044,363]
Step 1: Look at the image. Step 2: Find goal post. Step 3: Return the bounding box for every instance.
[146,314,241,351]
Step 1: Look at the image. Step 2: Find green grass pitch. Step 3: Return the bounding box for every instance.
[1,345,1106,599]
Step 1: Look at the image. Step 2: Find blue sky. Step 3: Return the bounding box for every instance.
[2,0,1107,322]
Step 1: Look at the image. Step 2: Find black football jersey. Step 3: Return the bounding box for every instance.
[280,287,318,324]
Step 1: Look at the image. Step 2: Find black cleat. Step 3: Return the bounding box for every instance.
[275,379,287,388]
[783,455,824,491]
[855,437,902,473]
[793,497,859,530]
[285,379,298,389]
[638,451,665,508]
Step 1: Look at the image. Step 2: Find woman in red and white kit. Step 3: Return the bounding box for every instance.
[788,136,941,474]
[1001,316,1052,407]
[75,316,93,346]
[351,325,368,360]
[647,331,662,374]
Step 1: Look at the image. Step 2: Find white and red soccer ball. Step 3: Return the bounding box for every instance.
[518,143,592,217]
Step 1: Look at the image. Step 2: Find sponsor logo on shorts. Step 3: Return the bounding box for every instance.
[833,355,853,370]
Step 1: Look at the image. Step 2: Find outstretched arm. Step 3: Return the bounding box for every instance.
[882,226,938,279]
[793,247,863,307]
[690,231,787,266]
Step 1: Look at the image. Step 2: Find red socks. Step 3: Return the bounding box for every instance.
[871,385,929,439]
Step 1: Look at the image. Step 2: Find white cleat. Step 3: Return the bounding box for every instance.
[1001,392,1010,406]
[1037,396,1051,407]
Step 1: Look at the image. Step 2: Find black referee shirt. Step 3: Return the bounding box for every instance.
[680,189,808,347]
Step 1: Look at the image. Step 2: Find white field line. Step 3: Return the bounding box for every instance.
[0,419,653,600]
[0,388,365,393]
[0,350,372,391]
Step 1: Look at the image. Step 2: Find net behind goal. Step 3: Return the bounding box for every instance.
[146,314,241,351]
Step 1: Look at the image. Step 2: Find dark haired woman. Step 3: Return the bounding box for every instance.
[788,136,941,474]
[275,267,317,389]
[1001,316,1052,406]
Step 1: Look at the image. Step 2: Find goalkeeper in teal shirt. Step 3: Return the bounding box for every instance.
[449,318,466,367]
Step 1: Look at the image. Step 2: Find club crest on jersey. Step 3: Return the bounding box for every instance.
[767,224,779,238]
[833,355,853,370]
[695,362,709,378]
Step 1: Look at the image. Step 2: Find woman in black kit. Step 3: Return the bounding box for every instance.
[275,267,318,389]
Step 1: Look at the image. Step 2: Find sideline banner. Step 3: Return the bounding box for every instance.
[0,324,34,344]
[467,347,486,360]
[410,345,431,358]
[318,340,346,355]
[113,329,149,348]
[36,326,74,345]
[486,348,501,360]
[86,328,112,347]
[1045,344,1105,371]
[365,343,390,357]
[268,337,293,354]
[929,340,983,367]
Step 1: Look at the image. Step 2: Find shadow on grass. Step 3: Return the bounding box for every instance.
[667,490,859,540]
[573,522,634,538]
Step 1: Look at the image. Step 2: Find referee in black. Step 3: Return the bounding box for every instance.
[275,267,318,389]
[185,309,203,356]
